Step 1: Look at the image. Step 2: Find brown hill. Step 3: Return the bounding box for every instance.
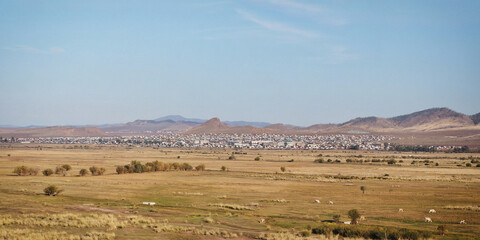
[0,126,106,138]
[101,120,198,133]
[471,113,480,125]
[340,117,397,131]
[264,123,300,131]
[184,118,278,134]
[389,108,474,131]
[336,108,478,132]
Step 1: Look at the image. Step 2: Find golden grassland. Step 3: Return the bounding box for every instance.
[0,144,479,239]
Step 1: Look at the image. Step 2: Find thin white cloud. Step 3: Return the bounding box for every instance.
[49,47,65,53]
[325,45,358,64]
[267,0,348,26]
[2,45,65,54]
[269,0,324,13]
[237,9,321,39]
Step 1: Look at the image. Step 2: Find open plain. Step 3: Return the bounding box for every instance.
[0,144,479,239]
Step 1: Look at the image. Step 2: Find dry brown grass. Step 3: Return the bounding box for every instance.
[0,144,479,239]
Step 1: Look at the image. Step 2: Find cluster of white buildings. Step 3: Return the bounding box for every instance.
[3,133,398,150]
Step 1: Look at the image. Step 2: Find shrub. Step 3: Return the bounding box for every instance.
[314,158,324,163]
[333,214,341,223]
[79,169,88,176]
[300,230,311,237]
[43,169,54,176]
[55,166,67,176]
[89,166,105,176]
[348,209,360,224]
[387,159,397,165]
[221,166,226,171]
[13,166,34,176]
[360,186,366,194]
[14,166,39,176]
[44,185,63,196]
[62,164,72,171]
[228,154,236,160]
[280,166,286,172]
[437,225,446,235]
[466,163,472,167]
[254,156,261,161]
[116,166,127,174]
[195,164,205,171]
[178,163,192,171]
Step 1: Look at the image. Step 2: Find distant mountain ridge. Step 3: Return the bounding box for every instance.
[1,108,479,137]
[184,108,480,134]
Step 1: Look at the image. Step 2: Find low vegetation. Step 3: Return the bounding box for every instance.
[13,166,38,176]
[43,185,63,196]
[89,166,106,176]
[311,223,432,240]
[116,160,204,174]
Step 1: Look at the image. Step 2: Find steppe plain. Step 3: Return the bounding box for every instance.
[0,144,479,239]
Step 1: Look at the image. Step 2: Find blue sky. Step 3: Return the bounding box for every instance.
[1,0,479,126]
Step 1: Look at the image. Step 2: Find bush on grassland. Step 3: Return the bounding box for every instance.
[311,223,432,240]
[115,160,203,174]
[195,164,205,171]
[89,166,106,176]
[43,168,54,176]
[44,185,63,196]
[13,166,39,176]
[79,168,88,176]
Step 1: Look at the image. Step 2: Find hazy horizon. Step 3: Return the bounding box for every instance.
[1,0,479,126]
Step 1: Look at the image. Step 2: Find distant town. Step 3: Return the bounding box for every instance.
[0,133,460,151]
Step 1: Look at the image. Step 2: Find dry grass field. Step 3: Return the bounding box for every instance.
[0,144,479,239]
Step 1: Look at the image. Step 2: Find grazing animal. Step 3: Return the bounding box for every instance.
[259,218,265,224]
[425,217,432,223]
[398,208,404,213]
[328,201,334,205]
[360,216,366,221]
[142,202,156,206]
[344,221,351,224]
[314,200,320,203]
[460,220,466,224]
[428,209,436,213]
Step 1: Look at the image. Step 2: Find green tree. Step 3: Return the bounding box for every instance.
[347,209,360,224]
[360,186,366,194]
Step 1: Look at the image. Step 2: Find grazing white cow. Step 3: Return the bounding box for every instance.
[314,200,320,203]
[259,218,265,224]
[460,220,466,224]
[360,216,366,221]
[344,221,351,224]
[142,202,156,206]
[425,217,432,223]
[328,201,334,205]
[398,208,404,213]
[428,209,436,213]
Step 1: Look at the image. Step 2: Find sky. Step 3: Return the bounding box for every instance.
[1,0,479,127]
